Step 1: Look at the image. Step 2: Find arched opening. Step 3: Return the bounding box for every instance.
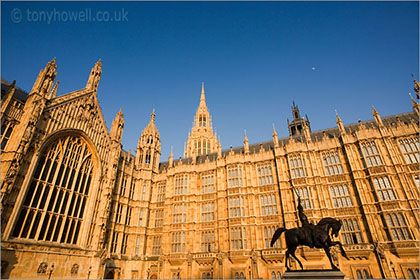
[11,135,95,245]
[104,270,115,279]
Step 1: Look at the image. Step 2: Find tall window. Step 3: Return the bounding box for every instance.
[135,236,140,255]
[125,207,132,226]
[115,204,123,224]
[227,166,243,188]
[173,204,187,223]
[152,236,162,255]
[330,185,352,208]
[120,175,127,197]
[141,183,147,200]
[386,213,412,241]
[201,202,215,222]
[155,209,164,228]
[201,174,215,194]
[121,233,128,254]
[1,122,15,150]
[157,182,166,202]
[361,142,382,167]
[12,135,94,244]
[264,226,280,248]
[145,152,151,164]
[201,231,215,252]
[235,272,245,279]
[231,227,247,250]
[341,219,363,244]
[199,115,207,127]
[399,138,419,164]
[229,196,245,218]
[322,152,344,176]
[110,232,119,253]
[175,174,188,195]
[296,187,312,209]
[289,155,307,178]
[128,181,135,200]
[260,194,278,216]
[373,177,396,201]
[257,164,274,186]
[171,232,186,253]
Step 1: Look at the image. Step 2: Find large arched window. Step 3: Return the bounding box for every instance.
[12,135,94,245]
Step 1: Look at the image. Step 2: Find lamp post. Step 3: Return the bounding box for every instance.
[48,264,54,280]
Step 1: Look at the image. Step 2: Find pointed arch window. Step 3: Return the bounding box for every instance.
[12,135,94,245]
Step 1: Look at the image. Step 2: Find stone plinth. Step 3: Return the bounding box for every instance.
[282,269,345,279]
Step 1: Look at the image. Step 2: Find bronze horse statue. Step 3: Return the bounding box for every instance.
[271,199,349,270]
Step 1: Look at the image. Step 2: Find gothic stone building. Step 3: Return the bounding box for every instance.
[1,59,419,279]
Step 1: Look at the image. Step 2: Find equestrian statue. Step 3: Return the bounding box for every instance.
[270,196,349,270]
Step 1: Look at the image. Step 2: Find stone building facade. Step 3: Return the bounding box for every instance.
[1,59,419,279]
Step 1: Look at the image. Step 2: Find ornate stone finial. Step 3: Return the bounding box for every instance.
[372,106,384,127]
[335,109,345,134]
[272,123,279,147]
[151,108,156,122]
[412,74,419,99]
[409,92,419,116]
[244,129,249,154]
[49,81,59,98]
[86,59,102,91]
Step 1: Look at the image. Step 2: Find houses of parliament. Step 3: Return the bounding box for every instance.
[1,59,419,279]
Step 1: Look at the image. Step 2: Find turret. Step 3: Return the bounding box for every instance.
[272,124,279,148]
[30,58,57,96]
[409,93,419,116]
[110,108,125,143]
[168,146,174,167]
[244,130,249,154]
[288,102,311,137]
[335,110,345,134]
[372,106,384,127]
[185,83,219,157]
[86,59,102,92]
[135,109,161,173]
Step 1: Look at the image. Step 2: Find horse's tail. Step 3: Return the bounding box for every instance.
[270,227,286,247]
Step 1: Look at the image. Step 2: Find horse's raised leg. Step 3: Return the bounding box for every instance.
[329,241,349,260]
[323,246,338,270]
[289,246,304,270]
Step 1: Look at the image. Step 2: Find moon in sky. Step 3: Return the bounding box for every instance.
[312,67,316,70]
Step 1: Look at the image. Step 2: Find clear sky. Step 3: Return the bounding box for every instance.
[2,1,419,160]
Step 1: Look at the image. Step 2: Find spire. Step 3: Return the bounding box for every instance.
[244,129,249,154]
[412,75,419,99]
[372,106,384,127]
[272,123,279,147]
[31,58,57,95]
[49,81,59,99]
[86,58,102,91]
[409,92,419,116]
[169,145,174,167]
[200,82,206,107]
[335,109,345,134]
[110,108,124,142]
[185,83,218,157]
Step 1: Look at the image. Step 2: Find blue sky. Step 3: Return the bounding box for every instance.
[2,1,419,160]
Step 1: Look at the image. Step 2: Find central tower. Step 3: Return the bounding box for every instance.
[184,83,219,158]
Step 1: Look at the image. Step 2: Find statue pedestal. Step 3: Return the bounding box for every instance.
[282,269,345,279]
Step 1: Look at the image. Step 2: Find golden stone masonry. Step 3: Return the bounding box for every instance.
[1,59,419,279]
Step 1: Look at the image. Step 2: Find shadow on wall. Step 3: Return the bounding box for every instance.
[1,248,18,279]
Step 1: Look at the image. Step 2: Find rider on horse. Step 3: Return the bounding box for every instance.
[297,196,316,248]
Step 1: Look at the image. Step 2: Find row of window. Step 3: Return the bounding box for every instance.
[111,212,413,256]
